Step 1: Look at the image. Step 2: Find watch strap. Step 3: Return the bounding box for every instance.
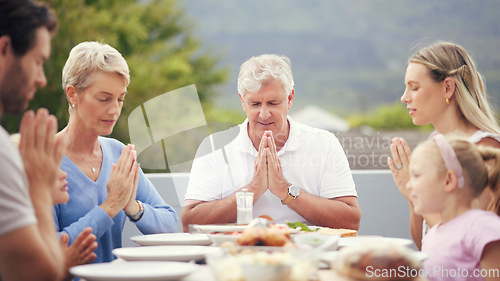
[127,200,144,221]
[281,194,294,205]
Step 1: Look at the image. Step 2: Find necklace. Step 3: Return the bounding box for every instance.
[65,130,99,173]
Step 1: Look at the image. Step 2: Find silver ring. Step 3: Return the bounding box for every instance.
[395,164,403,170]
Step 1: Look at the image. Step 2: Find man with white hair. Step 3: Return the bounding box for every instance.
[182,54,360,231]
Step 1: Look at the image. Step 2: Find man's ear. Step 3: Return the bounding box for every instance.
[0,35,12,57]
[287,89,295,109]
[444,170,459,192]
[239,93,246,113]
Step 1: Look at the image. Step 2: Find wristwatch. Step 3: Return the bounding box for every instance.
[281,185,300,205]
[127,200,144,221]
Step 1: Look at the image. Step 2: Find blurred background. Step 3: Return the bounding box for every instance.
[3,0,499,170]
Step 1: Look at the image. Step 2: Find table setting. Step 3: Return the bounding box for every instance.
[70,217,429,281]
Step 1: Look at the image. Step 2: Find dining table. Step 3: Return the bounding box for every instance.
[73,230,430,281]
[180,264,348,281]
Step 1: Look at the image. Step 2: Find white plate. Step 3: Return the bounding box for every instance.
[112,245,221,262]
[338,236,413,248]
[206,233,240,246]
[131,233,212,246]
[321,250,428,264]
[70,261,198,281]
[189,224,248,233]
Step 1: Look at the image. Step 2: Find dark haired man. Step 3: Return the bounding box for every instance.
[0,1,65,280]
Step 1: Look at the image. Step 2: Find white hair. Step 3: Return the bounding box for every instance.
[237,54,294,97]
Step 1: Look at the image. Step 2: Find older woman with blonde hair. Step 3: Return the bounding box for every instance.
[388,41,500,249]
[54,41,177,263]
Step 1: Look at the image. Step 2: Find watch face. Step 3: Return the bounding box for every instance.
[289,185,300,197]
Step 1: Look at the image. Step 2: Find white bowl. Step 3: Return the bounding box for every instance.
[207,246,316,281]
[241,262,291,281]
[291,233,339,250]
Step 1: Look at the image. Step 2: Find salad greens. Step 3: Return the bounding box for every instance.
[286,221,319,232]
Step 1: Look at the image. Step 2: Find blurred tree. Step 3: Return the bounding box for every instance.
[1,0,228,143]
[348,102,433,131]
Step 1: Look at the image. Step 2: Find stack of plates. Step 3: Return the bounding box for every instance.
[131,233,212,246]
[70,261,199,281]
[113,245,221,262]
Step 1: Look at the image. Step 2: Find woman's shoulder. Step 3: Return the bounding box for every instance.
[99,136,126,153]
[469,130,500,148]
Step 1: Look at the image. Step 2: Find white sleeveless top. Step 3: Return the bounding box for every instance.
[468,129,500,144]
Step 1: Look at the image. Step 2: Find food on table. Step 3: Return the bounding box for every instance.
[286,221,358,237]
[286,221,318,232]
[258,214,274,221]
[315,227,358,237]
[207,246,316,281]
[333,242,421,280]
[237,225,292,247]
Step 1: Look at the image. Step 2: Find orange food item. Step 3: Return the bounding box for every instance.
[258,215,274,222]
[237,226,291,247]
[334,243,421,281]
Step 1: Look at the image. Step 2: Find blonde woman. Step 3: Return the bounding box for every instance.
[54,41,177,263]
[388,41,500,249]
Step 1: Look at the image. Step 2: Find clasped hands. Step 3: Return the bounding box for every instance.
[388,137,412,199]
[248,131,290,202]
[101,144,141,218]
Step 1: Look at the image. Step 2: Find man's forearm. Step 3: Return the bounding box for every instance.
[286,193,361,230]
[181,195,238,232]
[30,186,64,275]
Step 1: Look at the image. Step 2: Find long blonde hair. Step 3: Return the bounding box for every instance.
[410,41,500,135]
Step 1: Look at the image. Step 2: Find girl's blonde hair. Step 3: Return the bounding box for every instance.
[422,136,500,215]
[410,41,500,135]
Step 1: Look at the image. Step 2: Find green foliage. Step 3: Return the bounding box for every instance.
[347,102,433,131]
[1,0,228,143]
[202,103,246,126]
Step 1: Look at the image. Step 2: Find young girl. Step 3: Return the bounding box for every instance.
[11,133,97,281]
[407,133,500,281]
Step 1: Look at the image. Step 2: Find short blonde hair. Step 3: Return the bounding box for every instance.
[410,41,500,135]
[62,41,130,93]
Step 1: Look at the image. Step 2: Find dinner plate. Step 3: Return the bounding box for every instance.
[112,245,221,262]
[70,261,199,281]
[206,233,240,246]
[338,236,413,248]
[321,250,428,264]
[131,233,212,246]
[189,224,248,233]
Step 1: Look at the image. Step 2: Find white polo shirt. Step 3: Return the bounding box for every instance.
[185,116,356,224]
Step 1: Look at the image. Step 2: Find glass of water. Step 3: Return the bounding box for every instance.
[236,188,253,224]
